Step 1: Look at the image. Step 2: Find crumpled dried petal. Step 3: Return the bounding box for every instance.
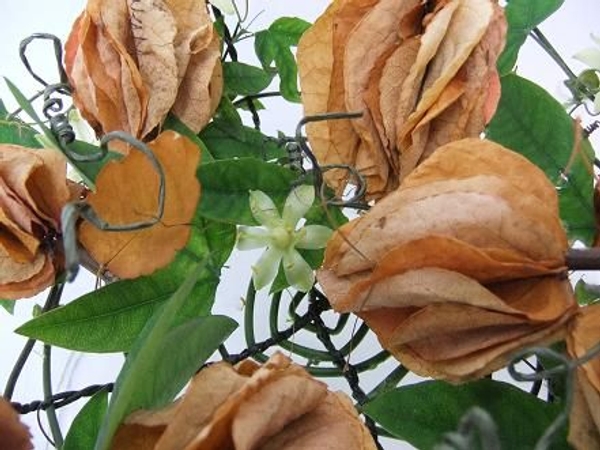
[318,139,577,382]
[79,131,200,279]
[298,0,506,199]
[566,303,600,449]
[0,397,32,450]
[110,353,377,450]
[0,145,70,299]
[65,0,222,140]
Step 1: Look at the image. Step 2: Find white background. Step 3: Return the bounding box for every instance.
[1,1,600,449]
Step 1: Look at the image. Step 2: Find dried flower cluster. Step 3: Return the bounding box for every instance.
[318,139,577,382]
[65,0,222,140]
[0,145,71,299]
[298,0,506,199]
[110,353,377,450]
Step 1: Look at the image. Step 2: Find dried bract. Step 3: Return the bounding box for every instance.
[0,145,70,299]
[65,0,223,140]
[297,0,506,199]
[79,131,201,278]
[110,352,377,450]
[567,303,600,450]
[318,139,577,382]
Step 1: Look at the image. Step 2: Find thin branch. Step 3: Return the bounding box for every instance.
[566,248,600,270]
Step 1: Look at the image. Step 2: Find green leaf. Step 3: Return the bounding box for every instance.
[486,74,595,244]
[94,266,237,450]
[163,113,214,162]
[199,118,286,161]
[223,62,274,97]
[364,379,566,450]
[197,158,296,224]
[497,0,564,75]
[0,299,15,315]
[63,389,108,450]
[0,99,43,148]
[214,95,243,125]
[575,279,600,305]
[16,218,236,352]
[254,17,311,103]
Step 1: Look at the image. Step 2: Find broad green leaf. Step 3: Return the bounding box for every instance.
[63,389,108,450]
[575,279,600,305]
[364,379,566,450]
[223,62,274,97]
[0,299,15,315]
[497,0,564,75]
[197,157,297,224]
[199,118,286,160]
[486,74,595,244]
[163,113,214,162]
[214,95,243,125]
[16,218,236,352]
[0,99,43,148]
[4,78,113,188]
[94,266,237,450]
[254,17,311,102]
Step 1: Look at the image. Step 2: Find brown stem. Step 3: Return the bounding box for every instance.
[566,248,600,270]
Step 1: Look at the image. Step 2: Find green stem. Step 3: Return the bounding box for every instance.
[41,283,65,448]
[3,338,36,400]
[530,28,595,102]
[4,282,64,400]
[43,344,63,448]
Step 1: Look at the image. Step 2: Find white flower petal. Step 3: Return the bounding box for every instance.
[283,185,314,227]
[249,190,282,228]
[295,225,333,249]
[236,226,271,250]
[283,248,314,292]
[574,48,600,70]
[252,247,282,291]
[210,0,236,15]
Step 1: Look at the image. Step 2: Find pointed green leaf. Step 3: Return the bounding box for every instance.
[364,379,566,450]
[497,0,565,75]
[199,118,286,160]
[63,389,108,450]
[16,218,236,352]
[223,62,274,97]
[486,74,595,244]
[94,265,237,450]
[575,279,600,305]
[254,18,311,103]
[0,99,43,148]
[197,158,296,225]
[0,299,15,315]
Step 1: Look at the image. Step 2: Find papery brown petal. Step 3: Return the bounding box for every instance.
[258,392,377,450]
[358,276,573,382]
[567,303,600,449]
[0,146,69,227]
[79,131,200,278]
[398,0,494,153]
[183,353,327,450]
[154,363,248,450]
[0,398,32,450]
[395,0,459,154]
[126,0,179,137]
[171,27,222,133]
[111,402,179,450]
[569,371,600,450]
[344,0,422,193]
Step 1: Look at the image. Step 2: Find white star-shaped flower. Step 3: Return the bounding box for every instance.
[237,185,332,292]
